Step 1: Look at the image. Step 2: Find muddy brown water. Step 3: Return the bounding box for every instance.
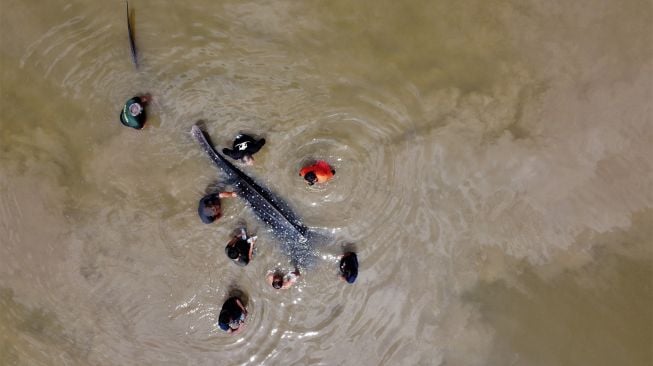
[1,0,651,365]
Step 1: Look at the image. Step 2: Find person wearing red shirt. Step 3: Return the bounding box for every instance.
[299,160,336,185]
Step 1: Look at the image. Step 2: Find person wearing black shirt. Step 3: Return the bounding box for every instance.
[225,228,256,266]
[217,297,247,334]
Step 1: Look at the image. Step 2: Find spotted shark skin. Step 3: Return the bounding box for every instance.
[191,125,315,267]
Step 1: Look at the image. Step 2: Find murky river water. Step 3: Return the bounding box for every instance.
[1,0,651,365]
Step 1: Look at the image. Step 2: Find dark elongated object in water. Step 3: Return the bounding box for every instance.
[191,125,314,266]
[126,1,138,67]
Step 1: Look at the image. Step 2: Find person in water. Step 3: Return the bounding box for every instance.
[119,94,150,129]
[266,268,300,290]
[225,228,256,266]
[222,134,266,165]
[198,192,237,224]
[339,252,358,284]
[300,160,336,185]
[217,296,248,334]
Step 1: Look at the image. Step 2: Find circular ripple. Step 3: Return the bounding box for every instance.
[13,4,438,363]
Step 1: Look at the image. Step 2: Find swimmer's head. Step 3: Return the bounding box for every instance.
[272,274,283,289]
[304,171,317,185]
[340,253,358,284]
[198,195,222,224]
[227,246,240,260]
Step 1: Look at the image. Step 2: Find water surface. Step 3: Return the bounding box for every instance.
[1,0,651,365]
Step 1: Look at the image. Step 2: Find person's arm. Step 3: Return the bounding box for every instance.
[282,275,297,289]
[231,322,246,335]
[247,236,256,259]
[218,192,237,198]
[236,299,247,315]
[266,273,274,286]
[281,269,300,289]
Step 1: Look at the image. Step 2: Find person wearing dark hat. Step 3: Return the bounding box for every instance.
[119,94,150,129]
[217,296,248,334]
[222,134,266,165]
[339,252,358,284]
[225,228,256,266]
[299,160,336,185]
[198,192,237,224]
[266,268,300,290]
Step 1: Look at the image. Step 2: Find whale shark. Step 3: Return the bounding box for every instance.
[191,125,316,267]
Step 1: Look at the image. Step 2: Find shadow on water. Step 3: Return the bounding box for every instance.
[465,253,653,366]
[0,288,84,365]
[463,211,653,366]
